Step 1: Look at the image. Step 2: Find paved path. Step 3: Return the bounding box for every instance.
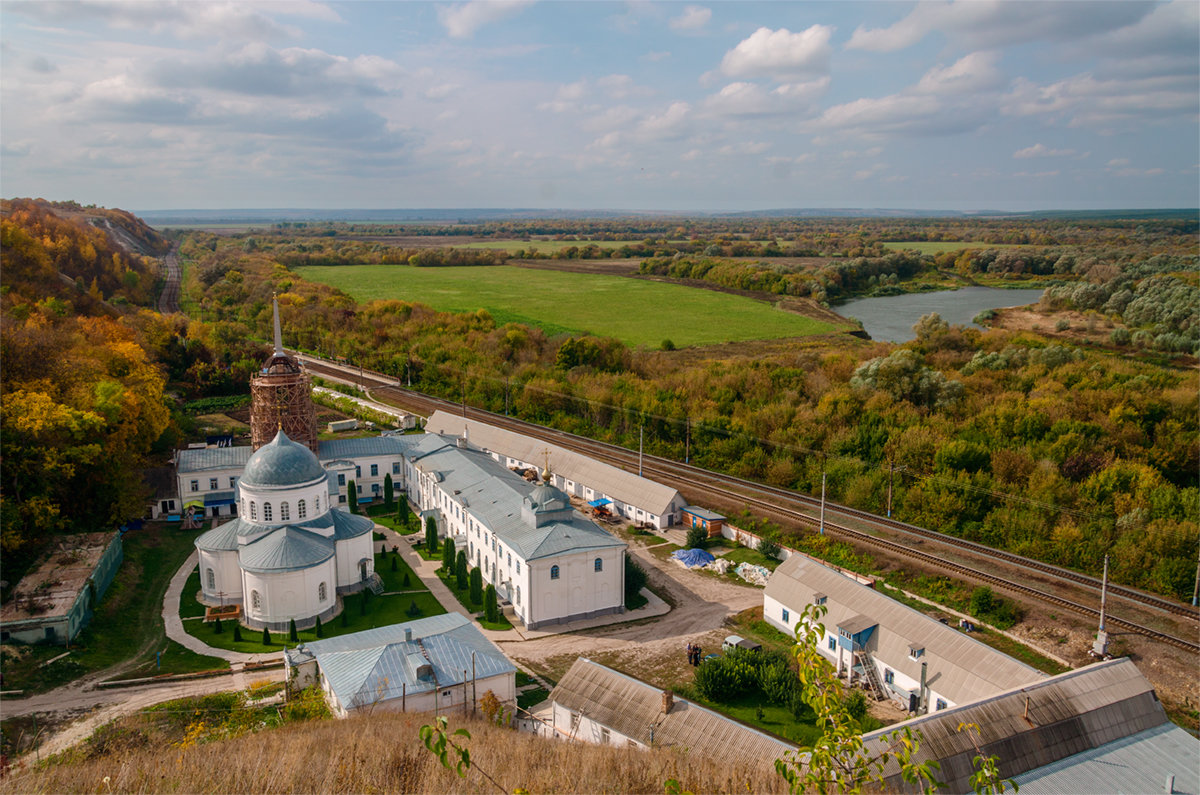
[163,551,282,664]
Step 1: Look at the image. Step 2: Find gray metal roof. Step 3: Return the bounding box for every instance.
[1013,721,1199,795]
[682,505,725,521]
[425,412,683,517]
[238,525,334,573]
[177,445,253,474]
[318,435,415,461]
[410,435,624,561]
[242,430,327,487]
[300,508,374,540]
[861,658,1196,794]
[295,613,514,710]
[549,658,794,770]
[765,555,1044,705]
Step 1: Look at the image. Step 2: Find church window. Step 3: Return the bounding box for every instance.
[318,582,327,602]
[594,557,603,572]
[251,590,261,610]
[250,501,257,520]
[206,568,215,589]
[263,503,272,522]
[550,565,560,580]
[297,499,307,519]
[280,502,290,521]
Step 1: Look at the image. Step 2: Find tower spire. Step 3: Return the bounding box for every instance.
[272,294,284,354]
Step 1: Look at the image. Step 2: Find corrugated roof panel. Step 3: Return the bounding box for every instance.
[238,526,335,573]
[177,446,254,473]
[319,436,415,461]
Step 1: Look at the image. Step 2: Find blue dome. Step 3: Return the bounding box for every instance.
[242,430,326,487]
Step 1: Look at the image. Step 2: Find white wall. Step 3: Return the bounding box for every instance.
[526,547,624,628]
[331,672,516,718]
[198,548,243,602]
[549,702,642,748]
[334,533,374,590]
[243,559,337,626]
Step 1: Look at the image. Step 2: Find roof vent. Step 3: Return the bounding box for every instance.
[416,662,433,681]
[405,628,412,642]
[661,690,673,714]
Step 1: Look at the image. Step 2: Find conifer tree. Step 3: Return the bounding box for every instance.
[384,473,394,507]
[442,537,456,571]
[262,627,271,645]
[214,617,223,634]
[315,616,324,638]
[289,618,298,643]
[469,567,483,606]
[425,516,439,553]
[233,623,242,642]
[456,550,468,590]
[347,479,358,513]
[484,584,498,623]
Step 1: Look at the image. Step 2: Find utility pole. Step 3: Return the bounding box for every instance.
[819,458,827,536]
[684,418,690,464]
[1193,540,1199,608]
[505,377,510,416]
[1092,555,1110,658]
[887,459,895,518]
[638,424,644,478]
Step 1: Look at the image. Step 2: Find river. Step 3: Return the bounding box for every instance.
[836,286,1046,343]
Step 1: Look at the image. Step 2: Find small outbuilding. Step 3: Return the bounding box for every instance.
[681,505,725,537]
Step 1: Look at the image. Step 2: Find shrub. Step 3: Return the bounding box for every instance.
[845,688,869,726]
[694,655,756,701]
[347,480,358,513]
[406,600,422,617]
[685,524,708,549]
[455,550,468,590]
[289,618,298,643]
[1109,327,1132,346]
[757,528,782,560]
[661,339,676,351]
[969,586,995,616]
[315,616,324,638]
[425,516,439,553]
[392,557,399,572]
[383,473,394,507]
[213,617,223,634]
[484,584,498,623]
[442,537,456,571]
[624,556,648,604]
[233,623,242,642]
[469,567,483,606]
[1055,318,1071,332]
[261,627,271,645]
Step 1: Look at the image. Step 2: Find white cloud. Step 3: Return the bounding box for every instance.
[425,83,461,100]
[914,52,1004,95]
[1013,143,1076,159]
[438,0,534,39]
[1002,72,1199,127]
[847,1,1153,53]
[637,101,690,138]
[1107,158,1131,167]
[703,78,828,117]
[670,6,711,32]
[719,26,833,80]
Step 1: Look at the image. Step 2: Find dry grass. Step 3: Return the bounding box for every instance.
[4,711,789,795]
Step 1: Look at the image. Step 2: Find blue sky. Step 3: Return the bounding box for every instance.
[1,1,1196,212]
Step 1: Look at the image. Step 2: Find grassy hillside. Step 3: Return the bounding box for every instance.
[5,710,789,794]
[295,264,838,348]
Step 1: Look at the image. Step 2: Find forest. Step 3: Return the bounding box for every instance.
[176,216,1198,602]
[1,202,1196,604]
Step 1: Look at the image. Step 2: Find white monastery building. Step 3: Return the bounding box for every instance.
[763,555,1045,712]
[193,430,376,631]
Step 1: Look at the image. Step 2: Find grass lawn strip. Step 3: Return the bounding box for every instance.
[295,264,838,349]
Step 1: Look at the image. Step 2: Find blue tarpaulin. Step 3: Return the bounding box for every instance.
[587,498,612,508]
[671,548,716,568]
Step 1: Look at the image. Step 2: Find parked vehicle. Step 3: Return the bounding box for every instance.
[722,635,762,653]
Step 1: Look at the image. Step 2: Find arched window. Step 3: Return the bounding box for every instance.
[206,568,215,589]
[318,582,327,602]
[297,499,307,520]
[469,542,473,556]
[263,502,273,522]
[250,590,261,610]
[550,565,560,580]
[314,494,320,512]
[250,501,257,520]
[594,557,603,572]
[280,501,289,521]
[515,586,521,605]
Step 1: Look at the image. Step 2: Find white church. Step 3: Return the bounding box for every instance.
[194,429,376,631]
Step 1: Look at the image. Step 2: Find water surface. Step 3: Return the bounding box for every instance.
[837,287,1045,343]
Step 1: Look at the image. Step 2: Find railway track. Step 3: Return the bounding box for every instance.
[299,354,1200,654]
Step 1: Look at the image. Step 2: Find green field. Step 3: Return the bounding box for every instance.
[880,241,1029,254]
[296,264,839,348]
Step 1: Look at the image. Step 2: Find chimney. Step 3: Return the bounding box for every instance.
[661,690,673,714]
[405,628,413,642]
[1165,775,1174,794]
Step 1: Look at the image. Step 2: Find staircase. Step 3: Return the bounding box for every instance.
[854,651,887,701]
[365,572,385,595]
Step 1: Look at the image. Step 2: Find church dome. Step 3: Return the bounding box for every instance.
[527,481,569,513]
[242,429,326,487]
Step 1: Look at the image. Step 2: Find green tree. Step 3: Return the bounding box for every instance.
[456,550,468,590]
[383,472,394,507]
[685,524,708,549]
[442,536,456,571]
[233,622,242,642]
[347,479,358,514]
[289,618,299,643]
[213,617,223,634]
[261,627,271,645]
[624,556,647,606]
[484,584,499,623]
[425,515,439,553]
[314,616,324,638]
[469,567,483,606]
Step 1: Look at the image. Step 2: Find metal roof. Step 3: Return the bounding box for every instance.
[409,435,624,561]
[861,658,1196,794]
[549,658,794,770]
[237,525,334,573]
[1013,721,1199,795]
[295,613,514,711]
[682,505,725,521]
[177,445,253,474]
[300,508,374,540]
[765,554,1044,705]
[425,412,683,517]
[242,430,327,487]
[318,435,415,461]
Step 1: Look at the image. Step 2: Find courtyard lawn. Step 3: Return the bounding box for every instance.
[295,264,839,349]
[180,551,445,654]
[2,525,226,693]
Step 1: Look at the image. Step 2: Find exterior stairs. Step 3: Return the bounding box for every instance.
[365,572,385,595]
[854,651,887,701]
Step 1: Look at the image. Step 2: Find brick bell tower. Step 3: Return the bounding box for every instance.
[249,297,319,453]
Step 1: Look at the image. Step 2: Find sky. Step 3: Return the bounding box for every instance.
[1,0,1197,212]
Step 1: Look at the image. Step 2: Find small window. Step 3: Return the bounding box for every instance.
[280,502,290,521]
[230,476,237,488]
[516,560,521,574]
[909,646,925,660]
[515,586,521,605]
[370,464,378,476]
[338,473,345,486]
[507,552,512,567]
[209,477,218,490]
[469,542,473,556]
[250,501,257,520]
[356,484,362,494]
[600,728,611,745]
[339,495,346,504]
[206,568,215,589]
[828,636,836,651]
[594,557,603,572]
[314,494,320,511]
[550,565,559,580]
[190,480,199,492]
[298,499,307,520]
[251,590,261,610]
[936,699,947,711]
[816,595,827,606]
[318,582,327,602]
[263,503,272,522]
[355,466,361,478]
[392,462,400,475]
[884,669,895,684]
[782,608,790,623]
